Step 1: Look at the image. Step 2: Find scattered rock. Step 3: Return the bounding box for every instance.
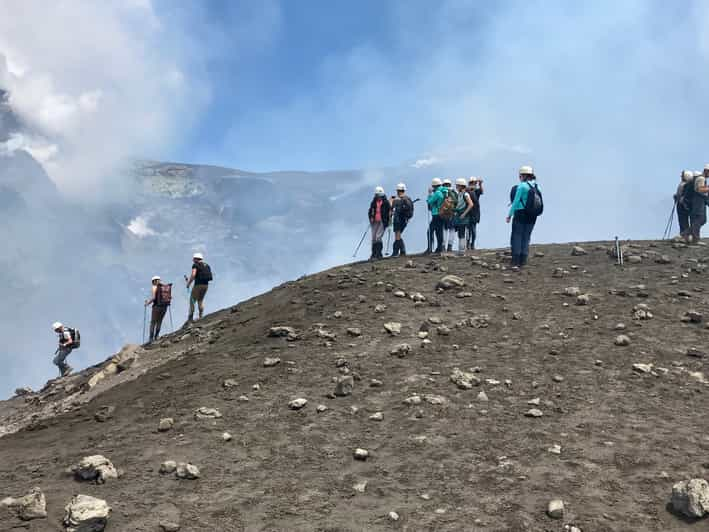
[527,397,541,406]
[268,326,299,340]
[614,335,631,347]
[14,387,33,397]
[548,444,562,455]
[63,494,111,532]
[160,521,181,532]
[571,246,587,256]
[564,287,581,297]
[683,311,703,324]
[346,327,362,337]
[547,499,564,519]
[71,455,118,484]
[632,363,653,374]
[158,418,174,432]
[436,325,451,336]
[393,290,406,298]
[423,394,447,405]
[388,511,400,521]
[656,255,672,264]
[263,357,281,367]
[289,398,308,410]
[450,368,481,389]
[195,407,222,420]
[353,448,369,461]
[687,347,706,358]
[525,409,544,418]
[477,391,489,402]
[370,379,383,387]
[221,432,232,442]
[160,461,177,475]
[93,405,115,423]
[222,379,239,389]
[437,275,465,289]
[374,304,387,313]
[390,343,412,357]
[175,463,200,480]
[410,292,426,302]
[316,404,328,413]
[576,294,590,306]
[369,412,383,421]
[353,480,368,493]
[1,487,47,521]
[671,478,709,518]
[334,375,354,397]
[404,395,422,405]
[383,322,402,335]
[627,255,642,264]
[632,304,653,320]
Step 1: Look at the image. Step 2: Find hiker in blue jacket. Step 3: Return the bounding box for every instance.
[506,166,542,267]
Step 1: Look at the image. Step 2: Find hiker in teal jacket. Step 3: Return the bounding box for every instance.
[506,165,542,266]
[426,178,446,253]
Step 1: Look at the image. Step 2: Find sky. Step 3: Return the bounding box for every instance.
[2,0,709,187]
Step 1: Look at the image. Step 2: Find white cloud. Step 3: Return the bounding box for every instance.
[411,157,440,169]
[0,1,209,198]
[126,215,157,238]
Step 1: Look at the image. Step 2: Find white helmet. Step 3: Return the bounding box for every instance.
[431,178,442,186]
[374,186,385,195]
[704,164,709,172]
[682,170,693,180]
[443,178,452,185]
[151,275,161,282]
[52,322,63,331]
[519,165,534,175]
[455,178,467,186]
[193,252,204,260]
[396,182,406,192]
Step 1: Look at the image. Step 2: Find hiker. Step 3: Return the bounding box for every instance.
[426,178,447,254]
[453,178,474,256]
[441,178,457,252]
[368,186,391,260]
[674,170,694,240]
[186,252,212,321]
[52,322,77,377]
[390,183,414,257]
[467,177,484,250]
[506,165,543,267]
[145,275,171,342]
[687,166,709,243]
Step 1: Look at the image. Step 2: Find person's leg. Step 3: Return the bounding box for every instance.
[457,225,466,256]
[521,222,535,265]
[425,220,433,253]
[53,347,71,376]
[510,218,523,266]
[155,306,167,338]
[678,206,689,236]
[447,221,455,252]
[189,287,197,321]
[690,215,701,243]
[149,307,159,342]
[433,215,444,252]
[469,223,477,250]
[196,285,208,319]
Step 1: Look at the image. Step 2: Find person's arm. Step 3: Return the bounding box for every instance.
[697,177,709,194]
[187,267,197,288]
[478,181,484,195]
[62,331,73,348]
[145,285,157,306]
[507,184,525,222]
[462,192,474,218]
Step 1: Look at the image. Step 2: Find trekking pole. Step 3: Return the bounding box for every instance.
[352,225,370,258]
[142,305,147,344]
[662,201,676,240]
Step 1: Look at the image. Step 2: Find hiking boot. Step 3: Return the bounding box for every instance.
[447,244,453,252]
[399,240,406,256]
[62,366,73,377]
[369,243,377,261]
[391,240,399,258]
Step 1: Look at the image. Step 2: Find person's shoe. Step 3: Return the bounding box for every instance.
[447,244,453,252]
[369,243,377,261]
[391,240,400,258]
[511,254,521,267]
[61,366,73,377]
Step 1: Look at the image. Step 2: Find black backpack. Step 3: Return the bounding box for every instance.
[523,184,544,217]
[399,197,414,220]
[66,327,81,349]
[680,178,696,209]
[195,262,213,283]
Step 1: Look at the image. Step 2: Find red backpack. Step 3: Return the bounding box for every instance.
[155,283,172,307]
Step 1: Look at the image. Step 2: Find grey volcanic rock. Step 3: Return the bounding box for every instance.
[1,487,47,520]
[71,455,118,484]
[671,478,709,518]
[63,494,110,532]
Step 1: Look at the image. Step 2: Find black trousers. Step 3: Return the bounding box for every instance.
[677,205,690,236]
[430,215,444,252]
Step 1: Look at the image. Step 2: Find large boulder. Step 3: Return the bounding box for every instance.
[63,494,111,532]
[71,455,118,484]
[671,478,709,518]
[1,486,47,520]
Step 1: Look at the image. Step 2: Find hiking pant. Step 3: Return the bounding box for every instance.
[370,221,385,243]
[150,305,168,341]
[677,205,690,236]
[190,284,208,320]
[53,346,73,376]
[431,215,444,252]
[467,222,477,249]
[689,213,706,243]
[511,218,535,265]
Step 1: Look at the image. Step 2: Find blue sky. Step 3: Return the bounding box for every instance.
[152,0,709,179]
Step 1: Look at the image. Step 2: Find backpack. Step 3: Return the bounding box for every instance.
[66,327,81,349]
[522,183,544,218]
[155,283,172,307]
[398,197,414,220]
[680,178,696,209]
[439,189,457,220]
[195,262,213,283]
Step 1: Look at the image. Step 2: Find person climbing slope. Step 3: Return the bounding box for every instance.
[52,322,79,377]
[186,253,212,322]
[145,275,171,342]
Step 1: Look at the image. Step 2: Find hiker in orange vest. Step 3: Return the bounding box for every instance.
[145,275,169,342]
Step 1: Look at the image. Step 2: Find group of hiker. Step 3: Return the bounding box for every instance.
[368,165,543,267]
[674,165,709,243]
[50,253,213,378]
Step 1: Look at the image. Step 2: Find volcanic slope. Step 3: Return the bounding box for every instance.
[1,240,708,532]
